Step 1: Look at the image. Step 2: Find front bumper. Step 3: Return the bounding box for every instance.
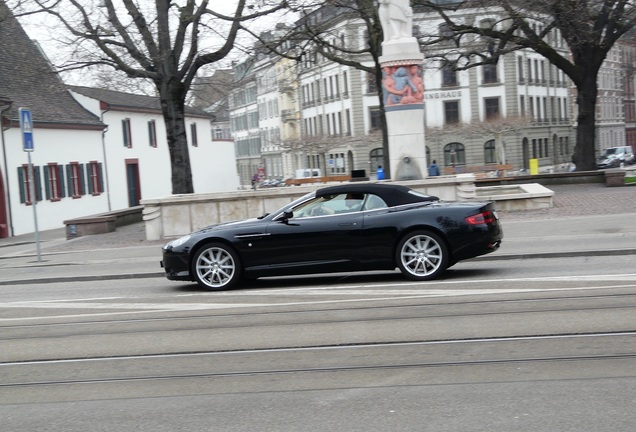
[161,250,193,281]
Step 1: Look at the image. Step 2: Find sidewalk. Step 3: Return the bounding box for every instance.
[0,183,634,285]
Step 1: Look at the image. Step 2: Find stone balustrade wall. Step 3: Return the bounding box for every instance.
[141,176,476,240]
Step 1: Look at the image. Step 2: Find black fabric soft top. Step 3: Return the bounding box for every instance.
[316,183,439,207]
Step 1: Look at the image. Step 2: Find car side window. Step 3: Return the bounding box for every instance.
[362,194,387,210]
[292,193,367,218]
[293,197,332,218]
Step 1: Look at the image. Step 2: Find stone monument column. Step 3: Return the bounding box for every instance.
[378,0,427,180]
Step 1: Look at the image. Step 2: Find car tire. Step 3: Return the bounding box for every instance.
[191,242,241,290]
[396,230,449,281]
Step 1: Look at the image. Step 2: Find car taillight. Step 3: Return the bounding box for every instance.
[466,211,496,225]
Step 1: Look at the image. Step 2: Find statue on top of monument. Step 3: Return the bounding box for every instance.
[378,0,413,42]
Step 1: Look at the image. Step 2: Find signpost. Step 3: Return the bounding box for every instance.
[19,108,41,262]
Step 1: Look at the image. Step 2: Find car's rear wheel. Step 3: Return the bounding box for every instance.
[396,230,449,281]
[192,242,241,290]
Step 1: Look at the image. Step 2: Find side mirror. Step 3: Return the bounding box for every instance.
[280,210,293,223]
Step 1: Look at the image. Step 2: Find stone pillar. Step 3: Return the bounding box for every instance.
[378,0,427,180]
[604,168,625,187]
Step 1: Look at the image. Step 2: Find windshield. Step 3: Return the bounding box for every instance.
[605,148,618,156]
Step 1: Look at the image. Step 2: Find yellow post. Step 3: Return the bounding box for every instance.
[529,158,539,175]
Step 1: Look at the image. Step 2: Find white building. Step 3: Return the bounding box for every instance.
[0,3,107,237]
[0,3,239,238]
[69,87,239,209]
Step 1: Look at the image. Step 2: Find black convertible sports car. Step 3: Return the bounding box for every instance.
[161,183,503,290]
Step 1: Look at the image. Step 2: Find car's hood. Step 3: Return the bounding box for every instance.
[599,155,617,161]
[196,217,262,234]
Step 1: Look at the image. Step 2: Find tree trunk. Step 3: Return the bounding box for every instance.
[159,86,194,195]
[572,78,599,171]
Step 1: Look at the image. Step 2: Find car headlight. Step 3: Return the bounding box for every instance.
[164,234,191,249]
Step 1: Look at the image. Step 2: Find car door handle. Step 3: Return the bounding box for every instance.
[339,222,356,227]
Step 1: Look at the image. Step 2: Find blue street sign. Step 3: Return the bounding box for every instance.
[19,107,34,152]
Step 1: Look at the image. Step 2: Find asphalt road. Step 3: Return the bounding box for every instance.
[1,251,635,431]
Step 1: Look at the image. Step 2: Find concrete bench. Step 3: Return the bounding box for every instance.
[64,206,143,239]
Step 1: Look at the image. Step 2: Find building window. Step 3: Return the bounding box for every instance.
[66,162,85,198]
[484,139,497,164]
[87,161,104,195]
[17,164,42,205]
[484,97,500,119]
[438,23,454,45]
[44,163,64,201]
[529,96,535,118]
[329,152,345,173]
[517,57,524,83]
[442,63,458,87]
[190,123,198,147]
[148,120,157,147]
[483,63,498,84]
[343,71,349,96]
[444,142,465,166]
[444,100,460,124]
[122,118,132,148]
[369,106,382,131]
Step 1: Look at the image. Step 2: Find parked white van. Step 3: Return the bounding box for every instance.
[295,168,322,179]
[597,146,635,169]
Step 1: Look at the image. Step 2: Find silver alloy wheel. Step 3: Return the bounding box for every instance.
[399,233,444,278]
[194,245,237,289]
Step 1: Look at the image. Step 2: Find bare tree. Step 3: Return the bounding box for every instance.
[418,0,636,171]
[247,0,393,178]
[12,0,287,194]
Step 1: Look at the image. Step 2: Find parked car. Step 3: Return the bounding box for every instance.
[161,184,504,290]
[258,178,285,188]
[597,146,635,169]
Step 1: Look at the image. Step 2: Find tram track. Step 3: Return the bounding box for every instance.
[1,290,636,342]
[2,332,636,388]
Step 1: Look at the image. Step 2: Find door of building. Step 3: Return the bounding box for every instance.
[126,160,141,207]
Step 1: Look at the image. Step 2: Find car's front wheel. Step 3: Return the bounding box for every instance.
[396,230,449,281]
[192,242,241,290]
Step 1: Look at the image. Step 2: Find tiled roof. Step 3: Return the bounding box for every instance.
[69,86,212,119]
[0,1,103,129]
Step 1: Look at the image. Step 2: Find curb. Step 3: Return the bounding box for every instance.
[2,248,635,286]
[476,248,636,261]
[0,272,165,286]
